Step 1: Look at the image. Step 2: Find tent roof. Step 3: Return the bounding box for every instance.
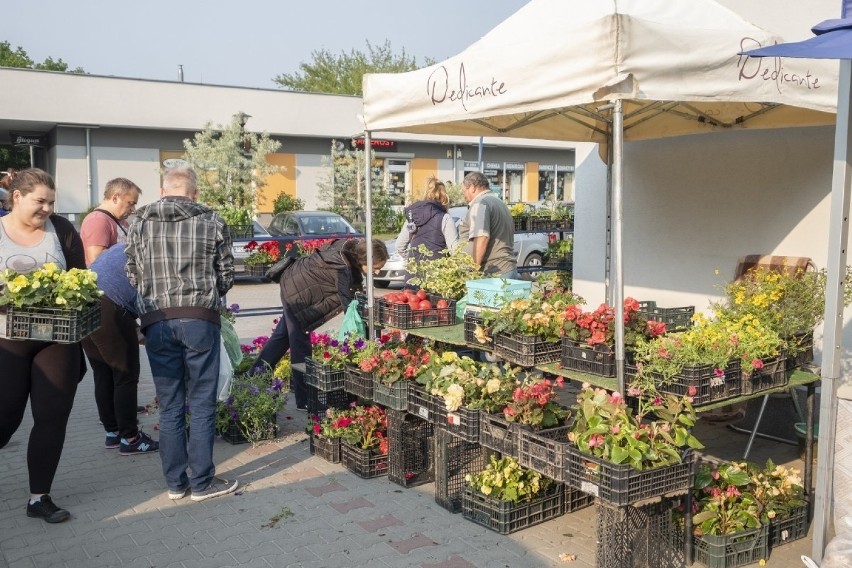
[362,0,838,143]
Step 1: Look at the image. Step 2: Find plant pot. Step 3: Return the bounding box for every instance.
[304,357,345,391]
[309,433,341,463]
[341,443,388,479]
[462,482,564,535]
[220,413,278,445]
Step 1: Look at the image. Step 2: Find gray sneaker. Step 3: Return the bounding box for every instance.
[190,477,239,502]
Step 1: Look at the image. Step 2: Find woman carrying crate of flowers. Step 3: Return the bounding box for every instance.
[0,169,89,523]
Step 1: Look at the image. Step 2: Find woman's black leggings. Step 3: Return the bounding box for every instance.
[0,338,80,494]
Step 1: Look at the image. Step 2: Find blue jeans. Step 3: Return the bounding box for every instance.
[144,319,220,493]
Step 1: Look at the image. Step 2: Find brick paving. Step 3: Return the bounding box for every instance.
[0,282,815,567]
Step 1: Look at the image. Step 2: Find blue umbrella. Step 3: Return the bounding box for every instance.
[743,2,851,563]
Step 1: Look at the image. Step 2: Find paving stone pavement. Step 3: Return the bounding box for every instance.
[0,281,816,567]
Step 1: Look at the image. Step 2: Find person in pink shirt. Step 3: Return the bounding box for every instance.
[80,178,141,266]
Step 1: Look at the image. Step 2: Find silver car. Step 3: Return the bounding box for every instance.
[374,206,552,287]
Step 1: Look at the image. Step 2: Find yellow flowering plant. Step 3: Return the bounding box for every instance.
[483,288,583,342]
[416,350,519,413]
[0,262,102,310]
[465,454,553,503]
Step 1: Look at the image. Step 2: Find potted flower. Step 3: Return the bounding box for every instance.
[305,332,350,391]
[343,332,404,400]
[544,239,573,268]
[462,454,563,534]
[0,262,103,343]
[406,242,483,301]
[308,406,357,463]
[509,202,530,231]
[215,367,288,445]
[365,343,431,410]
[566,384,702,506]
[242,240,281,276]
[503,376,569,430]
[340,404,389,479]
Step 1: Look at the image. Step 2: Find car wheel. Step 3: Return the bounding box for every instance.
[374,280,390,288]
[521,252,543,281]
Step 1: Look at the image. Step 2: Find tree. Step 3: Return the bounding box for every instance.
[316,141,401,233]
[273,40,430,96]
[0,41,84,73]
[182,113,282,226]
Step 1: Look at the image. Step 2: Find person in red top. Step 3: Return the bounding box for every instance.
[80,178,141,266]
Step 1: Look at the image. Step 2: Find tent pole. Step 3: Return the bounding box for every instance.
[814,58,852,563]
[612,99,625,395]
[364,131,375,339]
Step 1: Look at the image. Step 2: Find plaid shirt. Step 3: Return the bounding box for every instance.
[125,196,233,326]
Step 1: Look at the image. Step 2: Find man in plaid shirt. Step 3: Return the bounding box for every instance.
[125,166,238,503]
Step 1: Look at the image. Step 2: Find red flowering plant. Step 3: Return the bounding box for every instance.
[562,297,666,350]
[502,376,570,430]
[243,240,282,266]
[351,331,405,372]
[309,406,357,439]
[297,238,335,256]
[309,332,354,370]
[360,342,431,386]
[339,405,389,454]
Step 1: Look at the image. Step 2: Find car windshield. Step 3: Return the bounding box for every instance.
[302,215,353,235]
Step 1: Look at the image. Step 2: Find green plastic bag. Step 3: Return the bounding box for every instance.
[338,300,366,342]
[220,316,243,368]
[455,294,469,320]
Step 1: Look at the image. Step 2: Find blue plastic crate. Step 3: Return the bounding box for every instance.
[466,278,531,308]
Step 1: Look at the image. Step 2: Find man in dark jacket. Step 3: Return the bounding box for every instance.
[125,166,236,503]
[253,238,388,409]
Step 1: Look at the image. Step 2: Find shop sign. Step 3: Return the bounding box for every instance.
[464,161,480,169]
[163,158,189,168]
[505,162,525,170]
[351,138,397,151]
[483,170,498,176]
[11,132,47,147]
[539,164,555,172]
[484,162,501,170]
[557,165,575,172]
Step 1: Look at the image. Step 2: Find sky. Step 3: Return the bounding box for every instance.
[4,1,530,89]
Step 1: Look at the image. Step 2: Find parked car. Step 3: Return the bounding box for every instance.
[232,211,362,281]
[374,206,553,287]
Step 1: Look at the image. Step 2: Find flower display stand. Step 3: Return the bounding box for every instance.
[373,381,409,411]
[387,410,434,488]
[769,503,810,550]
[343,364,374,400]
[341,443,388,479]
[2,303,101,343]
[304,356,345,391]
[245,263,272,278]
[560,339,616,377]
[434,427,490,513]
[309,433,341,463]
[694,526,769,568]
[478,412,519,456]
[516,425,572,483]
[565,447,694,507]
[461,482,564,535]
[741,355,788,396]
[494,331,561,367]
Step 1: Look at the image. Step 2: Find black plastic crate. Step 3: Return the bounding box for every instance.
[377,292,456,329]
[564,485,595,513]
[373,381,410,411]
[512,216,528,231]
[309,433,342,463]
[493,331,561,367]
[596,499,684,568]
[387,410,434,488]
[5,303,101,343]
[785,332,814,371]
[566,447,694,507]
[341,443,388,479]
[304,357,345,391]
[516,425,572,483]
[741,355,788,396]
[434,428,489,513]
[694,526,769,568]
[343,364,374,400]
[354,291,381,325]
[463,310,494,349]
[528,217,574,232]
[434,404,481,443]
[560,338,616,377]
[462,482,564,535]
[652,360,742,406]
[408,383,437,422]
[220,414,278,445]
[478,412,519,456]
[637,300,695,332]
[305,385,357,416]
[245,263,271,278]
[769,503,809,549]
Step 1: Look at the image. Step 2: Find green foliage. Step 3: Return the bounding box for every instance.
[0,263,102,309]
[502,376,569,429]
[446,182,465,207]
[406,243,483,300]
[465,455,552,503]
[417,351,519,413]
[215,369,288,445]
[0,146,30,171]
[317,141,385,229]
[272,192,304,214]
[182,112,282,216]
[273,40,429,96]
[0,41,84,73]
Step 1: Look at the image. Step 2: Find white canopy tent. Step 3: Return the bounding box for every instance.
[361,0,840,558]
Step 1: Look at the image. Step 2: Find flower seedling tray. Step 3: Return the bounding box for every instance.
[245,263,272,277]
[343,364,374,400]
[653,360,742,406]
[304,357,345,391]
[516,425,572,483]
[466,278,531,309]
[478,412,519,456]
[694,526,769,568]
[377,293,456,329]
[309,433,341,463]
[387,410,434,488]
[373,381,410,411]
[637,300,695,332]
[527,217,574,232]
[566,447,693,507]
[434,427,489,513]
[494,331,561,367]
[461,482,564,535]
[3,303,101,344]
[769,503,809,549]
[341,443,388,479]
[560,338,616,377]
[741,355,788,396]
[305,385,357,416]
[220,414,278,445]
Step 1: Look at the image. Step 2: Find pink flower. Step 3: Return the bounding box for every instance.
[611,424,621,435]
[687,385,698,397]
[752,358,764,370]
[713,367,725,377]
[588,434,605,448]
